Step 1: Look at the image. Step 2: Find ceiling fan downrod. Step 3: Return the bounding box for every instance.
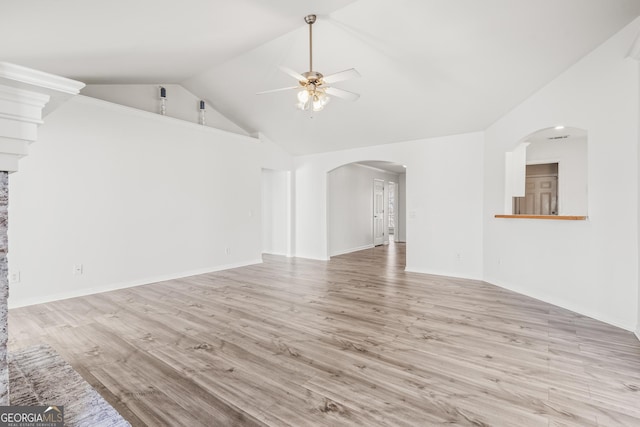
[304,14,316,72]
[255,13,360,111]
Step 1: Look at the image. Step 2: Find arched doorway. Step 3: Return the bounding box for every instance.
[326,161,406,264]
[505,126,588,216]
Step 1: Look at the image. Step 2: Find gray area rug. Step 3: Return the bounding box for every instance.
[9,344,130,427]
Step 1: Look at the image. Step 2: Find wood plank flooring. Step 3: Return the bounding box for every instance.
[8,243,640,426]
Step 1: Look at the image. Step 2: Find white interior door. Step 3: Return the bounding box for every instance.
[514,175,558,215]
[373,179,385,246]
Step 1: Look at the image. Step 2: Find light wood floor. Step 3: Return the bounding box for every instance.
[8,243,640,426]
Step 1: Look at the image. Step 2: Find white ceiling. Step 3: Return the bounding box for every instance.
[0,0,355,83]
[3,0,640,155]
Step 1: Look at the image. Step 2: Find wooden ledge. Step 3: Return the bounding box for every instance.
[495,214,587,221]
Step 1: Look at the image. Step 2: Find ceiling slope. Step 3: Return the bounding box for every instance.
[182,0,640,154]
[0,0,355,83]
[3,0,640,155]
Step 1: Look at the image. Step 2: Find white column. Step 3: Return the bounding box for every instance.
[0,62,84,404]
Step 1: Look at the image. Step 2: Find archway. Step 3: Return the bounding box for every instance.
[326,160,407,263]
[505,126,588,216]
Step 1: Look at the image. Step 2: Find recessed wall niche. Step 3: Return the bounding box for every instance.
[504,127,588,216]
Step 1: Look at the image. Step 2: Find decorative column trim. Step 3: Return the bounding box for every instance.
[0,62,85,96]
[0,63,85,173]
[0,62,85,118]
[0,113,43,126]
[0,84,50,110]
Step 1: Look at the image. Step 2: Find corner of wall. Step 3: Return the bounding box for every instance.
[636,325,640,342]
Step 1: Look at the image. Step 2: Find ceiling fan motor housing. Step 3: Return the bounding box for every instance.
[302,71,323,85]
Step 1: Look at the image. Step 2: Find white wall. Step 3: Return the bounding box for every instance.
[8,95,292,307]
[82,84,249,136]
[483,18,640,330]
[295,132,484,280]
[328,164,398,256]
[398,174,407,242]
[262,169,290,256]
[526,136,588,215]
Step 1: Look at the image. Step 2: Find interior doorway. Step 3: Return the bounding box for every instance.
[388,182,398,242]
[373,179,385,246]
[326,161,406,260]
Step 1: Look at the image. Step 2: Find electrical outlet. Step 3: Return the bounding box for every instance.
[9,271,20,283]
[73,264,83,275]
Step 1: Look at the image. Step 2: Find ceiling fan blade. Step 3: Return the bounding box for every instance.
[322,68,361,84]
[256,86,298,95]
[279,66,307,83]
[325,87,360,102]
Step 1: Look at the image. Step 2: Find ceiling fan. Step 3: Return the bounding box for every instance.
[257,14,360,112]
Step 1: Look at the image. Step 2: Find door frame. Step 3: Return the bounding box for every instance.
[388,181,399,242]
[373,178,385,246]
[525,158,562,214]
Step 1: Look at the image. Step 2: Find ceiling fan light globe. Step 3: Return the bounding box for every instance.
[297,89,310,103]
[313,94,329,111]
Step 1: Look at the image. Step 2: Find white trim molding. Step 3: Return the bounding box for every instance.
[0,62,84,172]
[485,276,636,332]
[0,62,85,116]
[330,244,375,257]
[0,62,85,95]
[404,266,482,282]
[8,259,264,309]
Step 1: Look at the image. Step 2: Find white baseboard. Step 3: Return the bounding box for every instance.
[484,276,635,332]
[330,244,375,257]
[285,254,329,261]
[404,265,482,281]
[8,258,263,309]
[404,270,635,332]
[262,250,288,257]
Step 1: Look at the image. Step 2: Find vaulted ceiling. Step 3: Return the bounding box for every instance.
[3,0,640,155]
